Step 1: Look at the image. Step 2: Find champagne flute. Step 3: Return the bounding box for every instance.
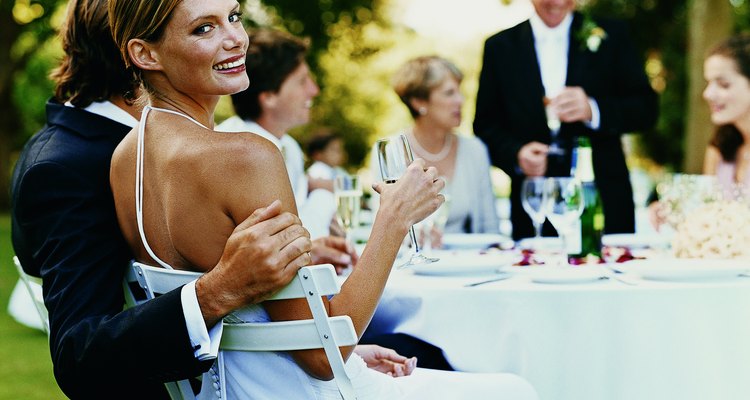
[334,174,362,244]
[521,177,547,248]
[543,177,585,266]
[376,134,439,267]
[543,96,564,156]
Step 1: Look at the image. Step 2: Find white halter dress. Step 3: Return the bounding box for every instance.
[135,106,538,400]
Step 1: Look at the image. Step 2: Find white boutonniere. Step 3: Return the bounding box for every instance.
[577,15,607,53]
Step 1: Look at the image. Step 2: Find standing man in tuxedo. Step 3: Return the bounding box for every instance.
[474,0,658,240]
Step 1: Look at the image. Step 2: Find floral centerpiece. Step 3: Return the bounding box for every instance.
[672,201,750,259]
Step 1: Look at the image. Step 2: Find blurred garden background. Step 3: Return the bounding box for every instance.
[1,0,749,397]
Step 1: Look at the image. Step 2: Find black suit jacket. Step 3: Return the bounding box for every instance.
[474,13,658,240]
[11,100,212,398]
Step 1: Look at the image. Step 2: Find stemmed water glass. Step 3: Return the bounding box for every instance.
[376,134,439,267]
[521,177,547,248]
[334,174,362,244]
[543,177,585,265]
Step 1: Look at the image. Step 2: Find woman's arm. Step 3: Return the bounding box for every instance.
[220,133,444,379]
[703,146,721,175]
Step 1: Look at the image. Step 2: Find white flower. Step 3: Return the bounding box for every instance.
[586,35,602,52]
[577,19,607,53]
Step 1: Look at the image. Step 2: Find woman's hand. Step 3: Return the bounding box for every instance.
[372,159,445,230]
[354,345,417,377]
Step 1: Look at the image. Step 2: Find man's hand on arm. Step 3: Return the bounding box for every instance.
[311,235,359,275]
[195,200,312,327]
[354,344,417,377]
[518,142,549,177]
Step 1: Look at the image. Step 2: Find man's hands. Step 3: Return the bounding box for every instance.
[519,86,595,177]
[354,345,417,377]
[518,142,549,177]
[549,86,593,124]
[311,235,359,275]
[196,200,312,327]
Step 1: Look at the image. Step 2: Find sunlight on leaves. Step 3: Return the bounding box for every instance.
[12,0,45,25]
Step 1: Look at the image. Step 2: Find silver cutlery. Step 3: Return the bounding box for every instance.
[464,273,512,287]
[603,265,639,286]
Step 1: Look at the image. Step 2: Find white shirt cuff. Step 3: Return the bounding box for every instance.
[586,98,601,130]
[181,280,223,361]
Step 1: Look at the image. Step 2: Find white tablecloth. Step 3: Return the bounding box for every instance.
[367,265,750,400]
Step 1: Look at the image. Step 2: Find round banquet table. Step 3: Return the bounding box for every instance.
[363,260,750,400]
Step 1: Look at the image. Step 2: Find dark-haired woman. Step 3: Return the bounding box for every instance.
[703,34,750,196]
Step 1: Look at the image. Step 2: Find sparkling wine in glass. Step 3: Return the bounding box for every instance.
[543,177,585,265]
[334,174,362,244]
[521,177,547,248]
[376,134,439,267]
[543,96,565,156]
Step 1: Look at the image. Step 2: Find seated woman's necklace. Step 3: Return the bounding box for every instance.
[407,131,453,163]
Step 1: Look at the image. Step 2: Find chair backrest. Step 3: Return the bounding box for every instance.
[124,262,358,400]
[12,256,50,335]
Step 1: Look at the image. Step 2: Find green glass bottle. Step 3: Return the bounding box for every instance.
[569,136,604,260]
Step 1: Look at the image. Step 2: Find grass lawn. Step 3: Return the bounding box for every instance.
[0,214,66,399]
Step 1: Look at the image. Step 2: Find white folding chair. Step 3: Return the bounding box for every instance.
[11,256,50,335]
[124,262,358,400]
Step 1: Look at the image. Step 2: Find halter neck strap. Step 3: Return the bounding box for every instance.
[134,106,176,270]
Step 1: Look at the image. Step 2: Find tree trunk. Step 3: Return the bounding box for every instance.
[0,89,20,210]
[683,0,732,173]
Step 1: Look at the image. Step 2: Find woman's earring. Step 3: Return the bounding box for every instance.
[418,107,427,116]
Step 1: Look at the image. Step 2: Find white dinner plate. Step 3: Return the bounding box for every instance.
[410,251,516,276]
[517,237,563,251]
[529,266,605,284]
[442,233,513,250]
[622,258,750,281]
[601,232,672,249]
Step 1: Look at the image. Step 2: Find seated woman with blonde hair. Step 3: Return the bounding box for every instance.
[372,56,499,235]
[107,0,537,398]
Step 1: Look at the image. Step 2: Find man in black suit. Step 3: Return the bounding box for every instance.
[13,2,419,396]
[474,0,658,240]
[10,1,311,397]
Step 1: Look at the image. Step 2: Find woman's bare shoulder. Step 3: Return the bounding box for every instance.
[206,130,284,172]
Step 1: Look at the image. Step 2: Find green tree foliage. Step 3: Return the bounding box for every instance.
[584,0,687,169]
[0,0,62,209]
[244,0,395,170]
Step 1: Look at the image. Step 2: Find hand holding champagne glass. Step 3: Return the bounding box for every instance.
[334,174,362,244]
[376,134,440,267]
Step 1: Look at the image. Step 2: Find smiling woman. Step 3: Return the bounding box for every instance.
[702,34,750,189]
[105,0,537,398]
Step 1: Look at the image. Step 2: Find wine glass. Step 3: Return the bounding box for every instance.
[334,174,362,244]
[543,177,585,266]
[376,134,439,267]
[521,177,547,248]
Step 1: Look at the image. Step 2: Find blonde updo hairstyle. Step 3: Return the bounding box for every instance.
[392,55,463,118]
[108,0,182,95]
